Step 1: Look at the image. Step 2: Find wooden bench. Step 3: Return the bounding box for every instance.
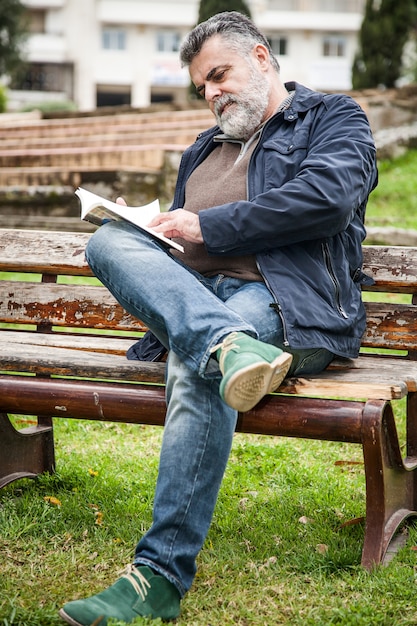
[1,228,417,571]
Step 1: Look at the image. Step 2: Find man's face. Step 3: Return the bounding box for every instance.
[189,35,271,141]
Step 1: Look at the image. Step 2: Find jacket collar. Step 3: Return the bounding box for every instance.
[284,81,325,114]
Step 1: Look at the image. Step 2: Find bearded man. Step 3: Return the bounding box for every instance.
[60,11,377,625]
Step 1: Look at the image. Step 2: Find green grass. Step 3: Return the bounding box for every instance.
[366,148,417,230]
[1,411,416,625]
[3,150,417,625]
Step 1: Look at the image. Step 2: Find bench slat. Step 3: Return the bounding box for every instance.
[362,301,417,350]
[280,366,409,399]
[0,230,91,275]
[2,282,417,350]
[2,230,417,292]
[0,343,166,384]
[362,245,417,292]
[0,341,412,400]
[0,281,146,331]
[0,330,139,355]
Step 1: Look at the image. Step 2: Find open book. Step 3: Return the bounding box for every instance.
[75,187,184,253]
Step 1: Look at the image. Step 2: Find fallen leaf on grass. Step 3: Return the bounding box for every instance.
[14,418,37,426]
[338,516,365,529]
[258,556,278,571]
[239,497,249,510]
[316,543,329,554]
[88,503,104,525]
[334,460,363,466]
[44,496,62,507]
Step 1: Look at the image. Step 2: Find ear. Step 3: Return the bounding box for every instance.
[252,44,270,71]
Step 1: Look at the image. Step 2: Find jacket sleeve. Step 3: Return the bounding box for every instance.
[126,331,167,362]
[199,95,377,256]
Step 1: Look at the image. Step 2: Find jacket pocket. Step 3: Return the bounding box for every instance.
[322,242,349,319]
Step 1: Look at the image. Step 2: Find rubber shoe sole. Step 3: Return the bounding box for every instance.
[220,351,293,412]
[58,610,83,626]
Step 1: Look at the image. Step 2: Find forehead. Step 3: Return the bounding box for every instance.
[189,35,244,83]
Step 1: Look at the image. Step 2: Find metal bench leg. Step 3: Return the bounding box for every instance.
[0,412,55,488]
[361,400,417,569]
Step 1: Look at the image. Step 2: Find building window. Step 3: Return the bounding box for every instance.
[156,31,181,53]
[268,36,288,56]
[322,35,346,57]
[12,62,73,93]
[96,86,131,107]
[102,27,127,51]
[26,9,46,34]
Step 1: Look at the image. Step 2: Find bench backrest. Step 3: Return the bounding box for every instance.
[1,229,417,354]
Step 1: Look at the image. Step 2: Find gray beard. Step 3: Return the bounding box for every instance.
[215,71,271,141]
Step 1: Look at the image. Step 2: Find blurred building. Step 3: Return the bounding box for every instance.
[10,0,365,111]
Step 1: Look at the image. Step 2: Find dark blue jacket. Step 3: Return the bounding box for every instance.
[128,82,377,362]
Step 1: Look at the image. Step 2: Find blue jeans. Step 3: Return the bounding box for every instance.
[85,221,333,597]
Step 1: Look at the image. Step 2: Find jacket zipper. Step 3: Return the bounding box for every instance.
[256,260,290,347]
[322,242,348,319]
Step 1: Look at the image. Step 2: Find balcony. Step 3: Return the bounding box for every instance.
[22,0,65,8]
[267,0,364,12]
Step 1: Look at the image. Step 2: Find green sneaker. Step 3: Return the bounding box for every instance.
[59,565,181,625]
[216,331,293,412]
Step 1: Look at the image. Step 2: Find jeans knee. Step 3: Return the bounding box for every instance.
[85,222,116,268]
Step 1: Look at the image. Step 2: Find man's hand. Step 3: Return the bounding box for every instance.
[148,209,203,244]
[116,198,203,244]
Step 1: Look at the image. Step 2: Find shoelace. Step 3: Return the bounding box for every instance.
[211,332,240,371]
[121,565,151,602]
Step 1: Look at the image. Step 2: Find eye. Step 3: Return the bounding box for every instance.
[213,70,226,82]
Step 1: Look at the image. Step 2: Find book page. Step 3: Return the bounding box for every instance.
[76,187,160,226]
[76,187,184,253]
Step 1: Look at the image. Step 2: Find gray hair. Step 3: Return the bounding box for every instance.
[180,11,280,74]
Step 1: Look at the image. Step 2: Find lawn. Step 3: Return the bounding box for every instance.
[3,417,417,626]
[2,150,417,626]
[365,148,417,231]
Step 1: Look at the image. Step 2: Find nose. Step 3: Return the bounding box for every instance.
[204,82,221,103]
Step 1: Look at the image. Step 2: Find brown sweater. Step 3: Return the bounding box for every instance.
[172,135,263,281]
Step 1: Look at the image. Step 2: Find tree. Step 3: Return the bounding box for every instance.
[197,0,251,24]
[0,0,28,79]
[352,0,416,89]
